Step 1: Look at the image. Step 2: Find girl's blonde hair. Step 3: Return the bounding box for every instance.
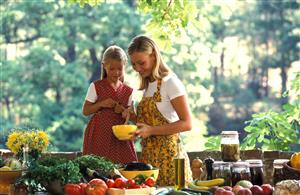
[101,45,128,82]
[127,35,170,90]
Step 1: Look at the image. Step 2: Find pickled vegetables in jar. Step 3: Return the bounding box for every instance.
[221,131,240,162]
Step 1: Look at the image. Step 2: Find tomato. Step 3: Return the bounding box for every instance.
[126,179,137,189]
[106,179,115,188]
[144,177,156,187]
[64,183,82,195]
[114,177,127,189]
[86,179,108,195]
[79,183,88,195]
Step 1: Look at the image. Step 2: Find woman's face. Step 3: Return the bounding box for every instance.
[104,59,124,83]
[130,52,155,79]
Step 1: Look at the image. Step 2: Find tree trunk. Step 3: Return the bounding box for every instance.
[213,66,219,104]
[220,48,225,78]
[88,48,101,83]
[280,64,288,106]
[4,96,12,122]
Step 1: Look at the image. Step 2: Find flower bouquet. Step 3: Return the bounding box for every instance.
[6,129,49,162]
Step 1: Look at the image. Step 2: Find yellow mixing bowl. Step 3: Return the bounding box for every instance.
[112,125,137,140]
[118,168,159,180]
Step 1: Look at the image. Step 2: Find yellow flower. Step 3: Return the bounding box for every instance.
[6,129,49,155]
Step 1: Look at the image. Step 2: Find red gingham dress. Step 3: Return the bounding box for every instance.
[82,79,138,164]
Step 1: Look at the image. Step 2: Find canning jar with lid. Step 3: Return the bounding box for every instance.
[246,159,264,186]
[231,161,251,186]
[212,161,232,186]
[221,131,240,162]
[273,159,289,185]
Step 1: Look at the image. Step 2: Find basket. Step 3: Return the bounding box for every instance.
[282,161,300,180]
[0,170,22,184]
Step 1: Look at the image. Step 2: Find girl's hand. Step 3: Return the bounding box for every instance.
[100,98,116,108]
[114,103,124,114]
[135,123,152,138]
[121,107,132,119]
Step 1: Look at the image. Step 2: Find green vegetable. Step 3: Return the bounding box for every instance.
[19,156,81,190]
[74,155,120,178]
[0,157,4,167]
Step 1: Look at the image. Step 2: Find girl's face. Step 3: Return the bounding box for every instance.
[130,52,155,79]
[104,59,124,83]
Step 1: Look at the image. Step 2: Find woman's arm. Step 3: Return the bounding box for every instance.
[82,98,116,116]
[135,95,192,138]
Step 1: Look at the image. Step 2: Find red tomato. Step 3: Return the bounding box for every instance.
[144,177,156,187]
[106,179,115,188]
[86,179,108,195]
[64,183,82,195]
[126,179,138,189]
[79,183,88,195]
[114,177,127,189]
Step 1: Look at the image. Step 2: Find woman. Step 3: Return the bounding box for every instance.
[126,35,192,186]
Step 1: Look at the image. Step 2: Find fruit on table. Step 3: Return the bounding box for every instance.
[0,166,12,171]
[261,184,273,195]
[236,188,252,195]
[250,185,263,195]
[192,157,203,168]
[191,157,203,179]
[236,180,253,189]
[290,152,300,169]
[64,183,83,195]
[187,181,209,190]
[86,178,108,195]
[195,178,225,187]
[232,185,244,194]
[4,158,22,170]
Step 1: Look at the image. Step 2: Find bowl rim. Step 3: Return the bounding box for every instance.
[283,161,300,173]
[118,168,159,172]
[112,124,137,128]
[0,169,23,173]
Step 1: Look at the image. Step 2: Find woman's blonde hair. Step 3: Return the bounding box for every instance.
[127,35,170,90]
[101,45,127,82]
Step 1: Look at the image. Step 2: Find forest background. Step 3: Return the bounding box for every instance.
[1,0,299,152]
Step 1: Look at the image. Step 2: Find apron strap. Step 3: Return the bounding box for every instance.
[153,79,162,102]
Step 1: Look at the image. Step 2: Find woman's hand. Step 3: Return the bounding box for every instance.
[135,123,152,138]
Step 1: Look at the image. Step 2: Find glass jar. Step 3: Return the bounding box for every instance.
[221,131,240,162]
[273,159,289,185]
[246,159,264,186]
[212,161,232,186]
[231,161,251,186]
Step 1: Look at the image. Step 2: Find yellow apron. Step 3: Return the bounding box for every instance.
[137,79,192,186]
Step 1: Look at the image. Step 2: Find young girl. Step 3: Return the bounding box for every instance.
[126,35,192,186]
[82,45,137,164]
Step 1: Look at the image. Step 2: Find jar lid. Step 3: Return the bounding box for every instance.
[273,159,289,166]
[246,159,263,167]
[232,161,250,167]
[221,131,238,135]
[213,161,231,167]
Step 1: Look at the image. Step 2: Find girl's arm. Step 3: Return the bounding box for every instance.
[135,95,192,138]
[82,98,116,116]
